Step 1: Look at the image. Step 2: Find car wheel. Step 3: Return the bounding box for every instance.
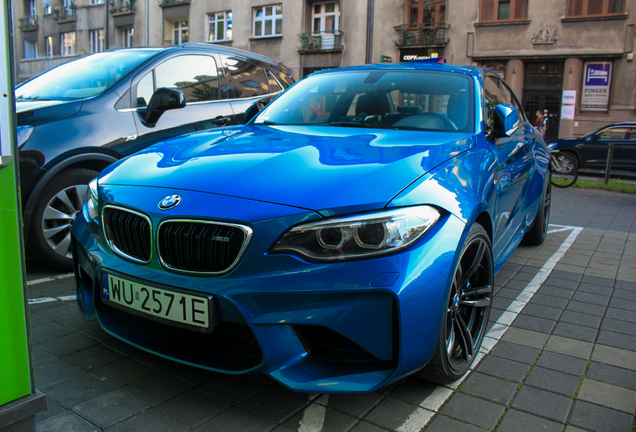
[418,223,493,384]
[29,168,99,270]
[522,178,551,246]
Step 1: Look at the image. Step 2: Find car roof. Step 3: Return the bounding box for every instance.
[306,62,487,79]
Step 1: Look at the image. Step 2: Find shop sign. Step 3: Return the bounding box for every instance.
[581,62,612,112]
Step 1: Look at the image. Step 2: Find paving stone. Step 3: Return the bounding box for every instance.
[424,415,484,432]
[569,400,635,432]
[572,291,610,307]
[37,331,100,357]
[43,373,115,409]
[549,270,582,282]
[511,314,556,334]
[511,386,573,423]
[33,359,83,389]
[89,357,157,387]
[349,421,390,432]
[537,285,575,300]
[284,404,358,432]
[157,389,229,427]
[389,378,438,407]
[545,336,594,360]
[559,310,603,329]
[493,297,514,310]
[29,321,75,344]
[503,279,530,290]
[520,303,562,321]
[475,355,531,382]
[61,344,122,372]
[525,366,580,397]
[105,408,190,432]
[34,399,64,422]
[362,397,432,431]
[35,410,98,432]
[613,288,636,301]
[32,302,80,321]
[604,307,636,322]
[237,387,307,422]
[496,287,524,300]
[28,313,50,329]
[609,297,636,312]
[576,283,613,297]
[490,341,541,364]
[529,293,569,309]
[581,275,614,287]
[545,276,580,290]
[500,327,549,349]
[601,317,636,336]
[587,362,636,391]
[565,300,606,317]
[73,389,149,429]
[122,371,192,407]
[615,280,636,291]
[198,375,267,405]
[496,409,565,432]
[438,393,505,430]
[536,351,588,376]
[459,372,518,405]
[552,322,598,343]
[578,378,636,414]
[596,330,636,351]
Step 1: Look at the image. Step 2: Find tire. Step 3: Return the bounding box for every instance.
[29,168,99,270]
[550,152,578,188]
[522,179,551,246]
[417,223,493,384]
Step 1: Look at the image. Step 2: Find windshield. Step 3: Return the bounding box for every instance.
[16,49,161,101]
[254,69,475,133]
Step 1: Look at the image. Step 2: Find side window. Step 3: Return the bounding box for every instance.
[225,58,270,98]
[152,55,220,104]
[136,71,154,108]
[483,75,513,130]
[597,127,630,140]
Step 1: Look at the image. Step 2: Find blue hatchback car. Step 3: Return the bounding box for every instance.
[72,63,550,392]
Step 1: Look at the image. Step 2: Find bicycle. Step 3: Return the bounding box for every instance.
[550,150,578,188]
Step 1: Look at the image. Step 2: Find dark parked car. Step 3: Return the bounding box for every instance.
[16,43,293,269]
[72,63,550,392]
[548,122,636,174]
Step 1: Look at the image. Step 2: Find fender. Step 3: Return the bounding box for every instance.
[23,151,121,242]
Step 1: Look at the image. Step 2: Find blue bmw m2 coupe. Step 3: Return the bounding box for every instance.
[72,63,551,393]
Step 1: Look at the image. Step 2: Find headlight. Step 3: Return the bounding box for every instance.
[16,125,34,148]
[83,177,99,222]
[270,206,440,262]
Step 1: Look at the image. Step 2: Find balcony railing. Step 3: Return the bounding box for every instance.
[159,0,190,7]
[394,23,449,47]
[58,6,76,20]
[20,15,38,30]
[298,30,344,52]
[110,1,135,14]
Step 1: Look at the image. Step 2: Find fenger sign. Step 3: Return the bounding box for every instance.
[581,62,612,113]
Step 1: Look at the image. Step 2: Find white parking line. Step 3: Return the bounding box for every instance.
[27,273,74,286]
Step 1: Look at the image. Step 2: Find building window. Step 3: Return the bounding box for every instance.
[45,36,53,57]
[312,2,339,32]
[253,5,282,38]
[207,11,232,42]
[24,40,38,59]
[42,0,51,14]
[123,27,134,47]
[566,0,624,16]
[61,32,75,56]
[89,30,105,52]
[28,0,37,16]
[172,21,188,44]
[480,0,527,21]
[408,0,446,25]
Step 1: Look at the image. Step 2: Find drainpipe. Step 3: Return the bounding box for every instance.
[145,0,149,45]
[365,0,374,64]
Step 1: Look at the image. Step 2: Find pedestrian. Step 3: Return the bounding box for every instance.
[542,109,549,139]
[535,110,544,130]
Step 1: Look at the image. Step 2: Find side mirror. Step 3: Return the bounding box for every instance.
[243,102,261,124]
[488,104,520,140]
[590,134,600,142]
[144,88,186,126]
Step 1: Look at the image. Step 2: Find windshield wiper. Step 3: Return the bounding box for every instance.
[325,122,373,128]
[16,96,54,101]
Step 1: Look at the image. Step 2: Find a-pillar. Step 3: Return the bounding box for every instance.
[560,58,583,139]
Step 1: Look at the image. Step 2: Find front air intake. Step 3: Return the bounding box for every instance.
[103,206,152,263]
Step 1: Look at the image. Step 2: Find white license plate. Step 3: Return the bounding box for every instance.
[101,273,210,329]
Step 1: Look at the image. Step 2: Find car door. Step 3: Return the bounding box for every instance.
[613,127,636,171]
[130,52,236,149]
[484,75,534,258]
[587,125,634,171]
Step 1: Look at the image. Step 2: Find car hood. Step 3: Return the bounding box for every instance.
[101,125,475,215]
[16,99,83,125]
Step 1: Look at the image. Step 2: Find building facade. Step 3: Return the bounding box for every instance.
[11,0,636,140]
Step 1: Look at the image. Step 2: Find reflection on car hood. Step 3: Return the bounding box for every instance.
[16,99,82,125]
[101,125,475,214]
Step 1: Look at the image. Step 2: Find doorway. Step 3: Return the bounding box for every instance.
[522,61,563,143]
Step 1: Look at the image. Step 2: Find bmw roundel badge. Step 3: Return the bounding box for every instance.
[158,194,181,210]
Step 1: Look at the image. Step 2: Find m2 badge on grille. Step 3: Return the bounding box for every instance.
[101,272,212,331]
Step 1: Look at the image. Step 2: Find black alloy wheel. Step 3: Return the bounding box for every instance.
[419,223,493,384]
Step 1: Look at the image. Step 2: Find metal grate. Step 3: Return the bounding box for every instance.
[103,206,152,262]
[158,221,250,273]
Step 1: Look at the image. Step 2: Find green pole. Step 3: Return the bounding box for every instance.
[0,0,46,429]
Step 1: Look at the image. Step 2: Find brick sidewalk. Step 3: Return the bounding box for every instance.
[27,187,636,432]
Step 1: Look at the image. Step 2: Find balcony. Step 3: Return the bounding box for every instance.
[394,23,449,47]
[159,0,190,7]
[56,6,76,21]
[19,15,38,31]
[110,1,135,14]
[298,30,344,53]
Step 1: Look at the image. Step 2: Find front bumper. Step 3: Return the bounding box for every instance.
[72,188,465,393]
